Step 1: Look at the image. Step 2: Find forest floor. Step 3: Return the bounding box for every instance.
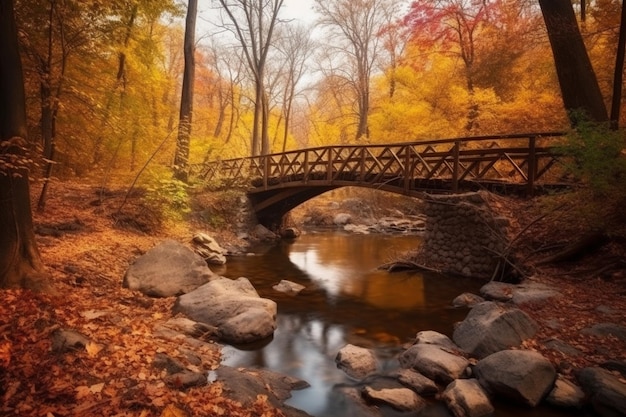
[1,181,626,416]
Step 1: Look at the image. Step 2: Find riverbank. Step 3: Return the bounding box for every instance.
[1,182,624,416]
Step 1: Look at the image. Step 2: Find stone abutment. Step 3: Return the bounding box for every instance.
[420,192,510,279]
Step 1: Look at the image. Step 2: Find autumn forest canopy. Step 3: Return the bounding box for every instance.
[6,0,626,190]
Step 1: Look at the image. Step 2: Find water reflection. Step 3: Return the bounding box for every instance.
[218,231,484,417]
[288,233,426,309]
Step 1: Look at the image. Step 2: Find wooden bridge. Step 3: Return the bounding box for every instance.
[191,132,571,228]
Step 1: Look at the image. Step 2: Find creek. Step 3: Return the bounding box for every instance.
[214,231,578,417]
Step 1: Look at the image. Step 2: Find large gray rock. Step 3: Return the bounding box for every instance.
[452,301,538,358]
[577,367,626,417]
[336,344,378,379]
[414,330,459,350]
[442,379,494,417]
[581,323,626,342]
[362,387,425,412]
[216,366,310,417]
[479,282,515,302]
[474,350,556,407]
[546,375,585,409]
[394,369,439,396]
[173,277,277,344]
[123,240,215,297]
[399,344,470,384]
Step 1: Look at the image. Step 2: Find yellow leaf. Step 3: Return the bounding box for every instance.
[86,341,104,358]
[90,382,104,394]
[160,404,188,417]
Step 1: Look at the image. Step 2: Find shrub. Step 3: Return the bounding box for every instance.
[558,115,626,196]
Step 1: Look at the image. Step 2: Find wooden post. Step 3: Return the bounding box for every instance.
[303,151,309,184]
[263,156,269,189]
[527,135,537,196]
[360,148,366,183]
[327,147,333,182]
[452,141,460,192]
[404,145,411,193]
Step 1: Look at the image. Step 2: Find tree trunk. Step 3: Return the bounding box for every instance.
[173,0,197,182]
[261,90,270,155]
[610,0,626,130]
[0,0,49,291]
[251,77,263,156]
[538,0,609,124]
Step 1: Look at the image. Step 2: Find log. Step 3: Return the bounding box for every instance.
[537,230,609,265]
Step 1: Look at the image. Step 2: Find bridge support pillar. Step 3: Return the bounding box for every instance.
[419,192,513,280]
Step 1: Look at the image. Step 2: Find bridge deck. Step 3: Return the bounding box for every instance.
[191,132,572,228]
[193,132,569,195]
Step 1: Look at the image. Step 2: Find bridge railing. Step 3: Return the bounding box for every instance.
[191,132,567,195]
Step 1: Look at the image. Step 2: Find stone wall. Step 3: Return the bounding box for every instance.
[421,192,509,279]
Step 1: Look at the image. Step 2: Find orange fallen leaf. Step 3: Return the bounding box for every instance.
[86,341,104,358]
[160,404,188,417]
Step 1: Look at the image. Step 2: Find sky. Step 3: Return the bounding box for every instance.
[197,0,318,36]
[280,0,316,22]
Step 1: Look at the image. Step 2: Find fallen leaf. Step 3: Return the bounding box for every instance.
[161,404,188,417]
[90,382,105,394]
[86,341,103,358]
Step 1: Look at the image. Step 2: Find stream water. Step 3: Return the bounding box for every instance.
[214,231,584,417]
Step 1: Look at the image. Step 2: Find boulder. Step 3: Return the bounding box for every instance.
[273,279,305,295]
[362,387,425,412]
[336,344,378,379]
[474,350,556,407]
[452,301,538,358]
[581,323,626,342]
[442,379,494,417]
[280,227,301,239]
[173,277,277,344]
[545,375,585,409]
[543,338,582,357]
[510,282,560,305]
[577,367,626,417]
[191,233,227,265]
[123,240,215,297]
[479,282,515,302]
[333,213,352,225]
[399,344,469,384]
[414,330,460,351]
[216,366,310,417]
[452,293,485,308]
[254,224,277,240]
[394,369,439,396]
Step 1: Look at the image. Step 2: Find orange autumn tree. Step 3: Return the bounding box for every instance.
[373,0,567,138]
